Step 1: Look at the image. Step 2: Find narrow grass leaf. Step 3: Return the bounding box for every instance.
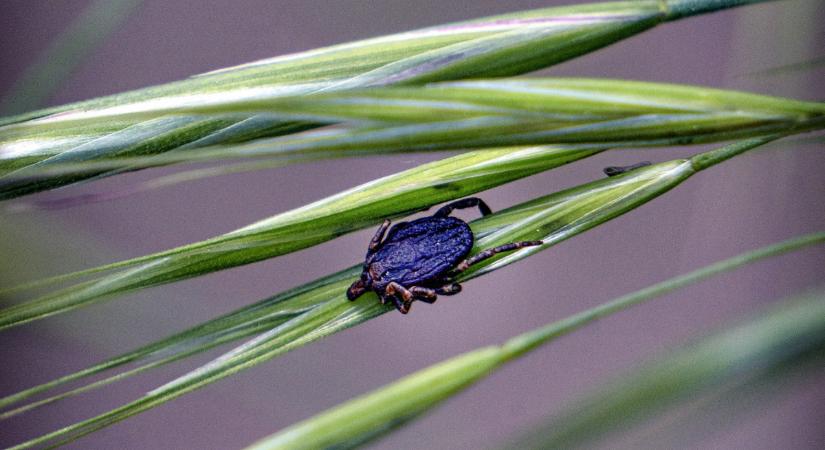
[6,138,777,448]
[0,145,605,329]
[4,78,822,185]
[0,0,775,198]
[0,266,358,416]
[0,0,143,115]
[4,160,309,212]
[0,0,686,127]
[740,55,825,78]
[18,78,823,130]
[503,291,825,450]
[243,235,825,450]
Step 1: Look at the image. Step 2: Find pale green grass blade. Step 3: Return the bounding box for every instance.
[0,0,676,126]
[0,0,775,198]
[17,78,822,129]
[0,118,312,199]
[0,0,664,195]
[243,236,825,450]
[4,160,307,212]
[740,55,825,78]
[2,113,818,185]
[503,292,825,450]
[2,79,820,187]
[4,138,775,448]
[0,144,605,329]
[0,0,143,115]
[0,265,358,416]
[0,84,825,190]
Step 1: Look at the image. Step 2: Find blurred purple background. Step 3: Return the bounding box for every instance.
[1,1,823,449]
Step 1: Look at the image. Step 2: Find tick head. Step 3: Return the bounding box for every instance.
[346,271,372,301]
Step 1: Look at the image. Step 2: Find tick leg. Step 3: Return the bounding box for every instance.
[435,283,462,296]
[391,296,411,314]
[367,219,392,254]
[603,161,651,177]
[434,197,492,218]
[452,241,543,274]
[386,282,414,313]
[410,286,438,304]
[386,282,413,302]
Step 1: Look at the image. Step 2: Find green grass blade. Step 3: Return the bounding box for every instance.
[741,55,825,78]
[17,78,822,130]
[4,112,819,185]
[0,138,774,330]
[0,144,605,329]
[662,0,771,19]
[503,291,825,450]
[247,346,504,450]
[0,1,669,126]
[4,159,310,212]
[5,138,775,448]
[0,0,143,115]
[0,0,775,198]
[2,80,820,186]
[0,265,358,416]
[0,0,664,197]
[4,0,772,125]
[0,118,312,199]
[243,234,825,450]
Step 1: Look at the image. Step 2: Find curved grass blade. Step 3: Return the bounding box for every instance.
[740,55,825,78]
[0,118,312,200]
[4,113,820,184]
[0,0,775,198]
[18,78,823,130]
[502,291,825,450]
[0,144,605,329]
[5,137,777,448]
[0,266,359,417]
[0,0,144,115]
[3,81,821,182]
[0,0,664,195]
[0,0,673,127]
[4,160,300,212]
[247,281,825,450]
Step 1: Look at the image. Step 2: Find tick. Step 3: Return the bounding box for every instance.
[346,197,543,314]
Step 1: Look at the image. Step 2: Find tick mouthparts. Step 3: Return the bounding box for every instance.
[346,279,367,301]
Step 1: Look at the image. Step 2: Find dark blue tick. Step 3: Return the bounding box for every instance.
[347,197,543,314]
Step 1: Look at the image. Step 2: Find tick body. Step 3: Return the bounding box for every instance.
[347,197,543,314]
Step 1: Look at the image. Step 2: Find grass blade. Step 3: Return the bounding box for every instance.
[5,137,777,448]
[0,0,776,198]
[0,0,143,115]
[16,78,822,130]
[0,266,358,416]
[0,144,604,329]
[0,1,670,126]
[243,235,825,450]
[3,79,821,186]
[503,291,825,449]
